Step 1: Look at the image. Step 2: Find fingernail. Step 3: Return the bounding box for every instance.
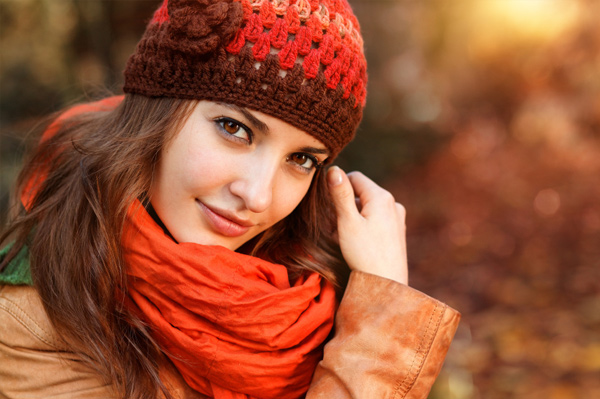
[327,166,343,186]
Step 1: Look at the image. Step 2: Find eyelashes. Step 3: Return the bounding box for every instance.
[215,117,253,144]
[287,153,322,173]
[213,116,323,174]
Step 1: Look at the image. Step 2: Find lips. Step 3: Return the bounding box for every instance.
[196,200,254,237]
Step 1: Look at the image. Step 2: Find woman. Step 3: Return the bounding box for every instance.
[0,0,460,398]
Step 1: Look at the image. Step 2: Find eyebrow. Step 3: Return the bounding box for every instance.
[217,102,330,157]
[219,103,270,134]
[300,146,330,157]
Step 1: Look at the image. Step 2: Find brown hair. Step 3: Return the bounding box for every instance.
[0,94,348,398]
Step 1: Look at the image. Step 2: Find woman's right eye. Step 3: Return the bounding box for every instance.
[215,118,252,144]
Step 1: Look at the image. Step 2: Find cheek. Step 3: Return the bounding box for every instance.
[270,179,312,221]
[172,144,229,192]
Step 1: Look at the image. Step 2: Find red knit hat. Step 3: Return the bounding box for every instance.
[123,0,367,158]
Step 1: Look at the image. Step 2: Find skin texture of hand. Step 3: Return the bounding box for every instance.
[327,166,409,285]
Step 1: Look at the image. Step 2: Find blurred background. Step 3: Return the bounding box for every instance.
[1,0,599,398]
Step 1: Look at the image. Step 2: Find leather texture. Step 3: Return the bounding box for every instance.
[307,272,461,399]
[0,272,460,399]
[0,284,113,398]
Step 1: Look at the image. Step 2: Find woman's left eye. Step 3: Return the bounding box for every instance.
[216,118,251,143]
[288,153,319,172]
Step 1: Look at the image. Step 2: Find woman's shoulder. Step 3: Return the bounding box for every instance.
[0,284,63,350]
[0,285,208,399]
[0,284,114,398]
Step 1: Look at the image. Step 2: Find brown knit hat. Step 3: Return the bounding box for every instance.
[123,0,367,158]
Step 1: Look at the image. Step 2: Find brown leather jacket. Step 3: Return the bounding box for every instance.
[0,271,460,399]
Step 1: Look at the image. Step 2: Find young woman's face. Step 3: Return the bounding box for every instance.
[149,101,330,250]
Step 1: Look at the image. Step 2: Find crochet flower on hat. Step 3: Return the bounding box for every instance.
[157,0,244,55]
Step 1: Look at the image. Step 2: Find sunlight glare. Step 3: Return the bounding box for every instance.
[467,0,581,58]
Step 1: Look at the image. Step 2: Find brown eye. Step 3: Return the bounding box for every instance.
[224,120,240,134]
[290,154,308,165]
[216,118,251,143]
[287,153,316,171]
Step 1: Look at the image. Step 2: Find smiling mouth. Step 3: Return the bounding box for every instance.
[196,200,254,237]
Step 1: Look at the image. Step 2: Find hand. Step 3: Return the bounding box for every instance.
[327,166,408,285]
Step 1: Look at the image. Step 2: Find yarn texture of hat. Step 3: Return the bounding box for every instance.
[123,0,368,158]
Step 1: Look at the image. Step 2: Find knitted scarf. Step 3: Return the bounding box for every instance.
[123,202,336,399]
[18,98,337,399]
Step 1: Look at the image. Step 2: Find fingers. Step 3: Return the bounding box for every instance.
[355,197,363,212]
[327,168,398,218]
[346,171,383,203]
[327,167,409,285]
[395,202,407,226]
[347,171,397,217]
[327,166,358,218]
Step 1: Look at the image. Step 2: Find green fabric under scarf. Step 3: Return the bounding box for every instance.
[0,244,33,286]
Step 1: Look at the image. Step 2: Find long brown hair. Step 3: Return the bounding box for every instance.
[0,94,348,398]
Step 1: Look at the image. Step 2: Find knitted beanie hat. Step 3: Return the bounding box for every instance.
[123,0,367,158]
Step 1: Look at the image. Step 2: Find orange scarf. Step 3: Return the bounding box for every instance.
[25,98,337,398]
[123,203,336,399]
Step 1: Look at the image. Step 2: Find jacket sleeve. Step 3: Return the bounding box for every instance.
[306,271,461,399]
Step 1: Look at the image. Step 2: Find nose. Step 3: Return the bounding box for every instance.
[229,157,277,214]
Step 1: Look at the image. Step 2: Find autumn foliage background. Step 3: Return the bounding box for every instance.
[1,1,599,398]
